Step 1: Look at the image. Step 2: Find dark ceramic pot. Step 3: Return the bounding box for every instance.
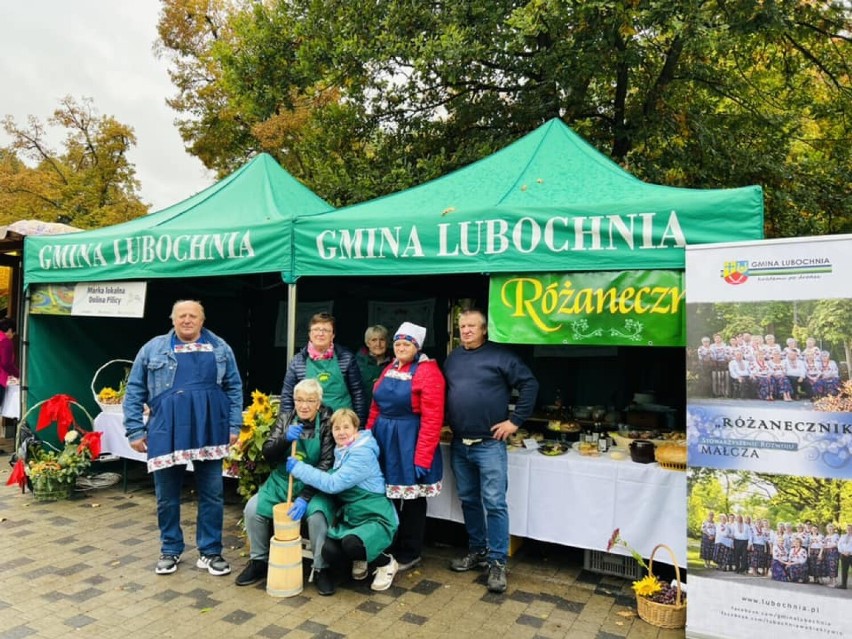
[629,439,656,464]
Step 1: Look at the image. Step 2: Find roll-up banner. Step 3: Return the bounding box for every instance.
[685,235,852,639]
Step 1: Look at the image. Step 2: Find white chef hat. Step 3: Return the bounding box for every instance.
[393,322,426,350]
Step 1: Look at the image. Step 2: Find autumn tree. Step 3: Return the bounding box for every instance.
[0,97,148,229]
[157,0,851,234]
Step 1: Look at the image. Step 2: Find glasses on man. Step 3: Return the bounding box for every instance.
[294,398,319,405]
[310,327,332,334]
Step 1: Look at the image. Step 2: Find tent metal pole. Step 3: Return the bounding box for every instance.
[286,283,297,363]
[19,289,30,418]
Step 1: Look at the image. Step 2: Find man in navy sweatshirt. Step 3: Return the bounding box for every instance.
[443,308,539,593]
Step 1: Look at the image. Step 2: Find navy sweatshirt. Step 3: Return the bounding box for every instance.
[444,341,539,439]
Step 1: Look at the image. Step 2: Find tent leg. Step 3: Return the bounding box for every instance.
[286,284,297,363]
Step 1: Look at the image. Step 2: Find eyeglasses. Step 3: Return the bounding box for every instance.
[310,327,332,334]
[295,398,319,405]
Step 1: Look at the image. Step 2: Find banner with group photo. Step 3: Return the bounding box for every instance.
[488,270,684,346]
[685,234,852,639]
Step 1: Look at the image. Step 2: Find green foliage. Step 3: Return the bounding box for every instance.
[688,469,852,537]
[0,97,148,228]
[27,439,92,495]
[158,0,852,235]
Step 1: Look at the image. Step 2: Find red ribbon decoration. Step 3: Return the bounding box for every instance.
[78,431,102,459]
[6,459,26,489]
[36,394,77,442]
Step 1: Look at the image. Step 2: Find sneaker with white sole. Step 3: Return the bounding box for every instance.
[352,560,368,581]
[155,554,180,575]
[196,554,231,576]
[370,556,398,591]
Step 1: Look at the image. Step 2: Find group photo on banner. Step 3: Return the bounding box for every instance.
[685,235,852,639]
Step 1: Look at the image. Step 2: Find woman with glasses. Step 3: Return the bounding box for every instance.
[235,378,337,594]
[280,312,367,424]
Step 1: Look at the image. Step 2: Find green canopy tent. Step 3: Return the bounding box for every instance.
[22,154,334,430]
[292,118,764,279]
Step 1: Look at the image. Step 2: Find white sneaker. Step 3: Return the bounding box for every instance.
[352,560,368,581]
[370,556,398,591]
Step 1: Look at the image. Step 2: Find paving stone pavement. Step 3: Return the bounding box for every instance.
[0,456,685,639]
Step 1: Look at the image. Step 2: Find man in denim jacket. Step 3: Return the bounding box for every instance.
[124,300,243,576]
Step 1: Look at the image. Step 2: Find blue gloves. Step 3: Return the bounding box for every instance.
[287,496,308,521]
[415,465,429,481]
[285,423,303,442]
[285,456,298,474]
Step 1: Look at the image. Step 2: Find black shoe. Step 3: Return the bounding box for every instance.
[235,559,267,586]
[450,550,488,572]
[487,561,508,593]
[315,569,335,596]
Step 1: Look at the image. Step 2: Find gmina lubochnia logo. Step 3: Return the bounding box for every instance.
[721,257,832,285]
[722,260,750,285]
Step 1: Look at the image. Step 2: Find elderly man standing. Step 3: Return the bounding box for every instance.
[124,300,243,577]
[443,308,539,593]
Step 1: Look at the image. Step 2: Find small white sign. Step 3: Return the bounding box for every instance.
[522,438,540,450]
[71,281,147,317]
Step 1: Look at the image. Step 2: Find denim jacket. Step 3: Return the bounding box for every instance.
[123,328,244,443]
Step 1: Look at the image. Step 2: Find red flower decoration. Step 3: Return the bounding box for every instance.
[78,432,102,459]
[36,394,78,441]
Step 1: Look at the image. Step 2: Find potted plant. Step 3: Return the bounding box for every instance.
[6,394,102,501]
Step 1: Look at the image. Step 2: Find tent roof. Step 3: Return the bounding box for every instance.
[24,153,334,286]
[293,119,764,279]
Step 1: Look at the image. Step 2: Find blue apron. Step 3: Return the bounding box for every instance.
[371,361,442,488]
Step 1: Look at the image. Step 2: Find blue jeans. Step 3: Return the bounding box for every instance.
[154,460,223,557]
[243,494,329,569]
[450,438,509,563]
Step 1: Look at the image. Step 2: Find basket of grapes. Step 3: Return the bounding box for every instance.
[633,544,686,629]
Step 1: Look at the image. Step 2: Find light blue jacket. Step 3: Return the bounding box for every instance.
[290,430,386,495]
[123,328,243,443]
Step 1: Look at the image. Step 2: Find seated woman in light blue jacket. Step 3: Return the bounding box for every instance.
[287,408,398,595]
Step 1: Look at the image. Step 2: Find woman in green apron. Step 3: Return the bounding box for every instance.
[279,312,368,424]
[234,379,335,589]
[288,408,399,594]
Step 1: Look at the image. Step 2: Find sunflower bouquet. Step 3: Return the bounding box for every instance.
[226,390,279,501]
[607,529,686,629]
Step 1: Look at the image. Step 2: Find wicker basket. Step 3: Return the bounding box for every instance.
[92,359,133,414]
[656,461,687,472]
[635,544,686,629]
[32,478,75,502]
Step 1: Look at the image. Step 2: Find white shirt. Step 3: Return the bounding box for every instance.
[839,533,852,555]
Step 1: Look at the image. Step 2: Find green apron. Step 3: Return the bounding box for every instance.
[308,485,398,562]
[256,413,322,519]
[306,355,352,413]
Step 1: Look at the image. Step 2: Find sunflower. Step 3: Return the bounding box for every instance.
[632,575,662,598]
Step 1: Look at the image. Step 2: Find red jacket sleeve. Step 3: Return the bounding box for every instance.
[412,359,446,469]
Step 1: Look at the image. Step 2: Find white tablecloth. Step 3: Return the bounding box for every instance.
[94,412,146,462]
[427,443,686,566]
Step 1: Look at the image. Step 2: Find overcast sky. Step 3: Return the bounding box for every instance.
[0,1,215,212]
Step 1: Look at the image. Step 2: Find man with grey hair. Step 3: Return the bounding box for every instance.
[444,308,538,594]
[125,300,243,576]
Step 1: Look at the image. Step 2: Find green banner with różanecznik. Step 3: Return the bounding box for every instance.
[488,270,685,346]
